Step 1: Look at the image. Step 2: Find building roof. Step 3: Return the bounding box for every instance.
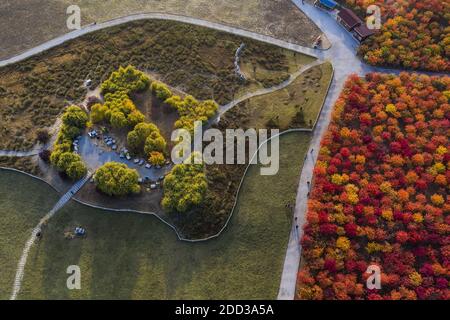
[354,24,377,38]
[338,8,362,29]
[318,0,338,9]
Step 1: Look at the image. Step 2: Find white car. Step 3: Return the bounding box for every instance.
[145,163,152,169]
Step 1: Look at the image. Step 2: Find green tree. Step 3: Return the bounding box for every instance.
[110,111,128,128]
[127,122,159,152]
[56,152,82,173]
[127,110,146,127]
[165,95,183,110]
[151,81,172,101]
[66,160,87,180]
[148,151,165,166]
[144,131,167,155]
[94,162,140,196]
[62,105,88,129]
[162,159,207,213]
[101,65,150,95]
[90,103,108,123]
[60,124,82,140]
[50,142,72,166]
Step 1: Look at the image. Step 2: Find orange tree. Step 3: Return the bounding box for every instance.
[337,0,449,72]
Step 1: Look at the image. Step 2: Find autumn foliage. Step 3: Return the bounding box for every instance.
[297,72,450,300]
[338,0,450,72]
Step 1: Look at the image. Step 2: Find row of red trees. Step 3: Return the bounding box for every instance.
[338,0,449,72]
[297,72,449,300]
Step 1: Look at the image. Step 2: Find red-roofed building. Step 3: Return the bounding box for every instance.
[353,24,376,42]
[336,7,376,43]
[337,8,362,31]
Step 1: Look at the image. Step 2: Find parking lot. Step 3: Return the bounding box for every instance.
[78,131,172,186]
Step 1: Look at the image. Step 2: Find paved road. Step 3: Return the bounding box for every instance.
[10,172,92,300]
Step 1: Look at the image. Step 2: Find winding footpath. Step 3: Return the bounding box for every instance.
[0,3,447,300]
[10,172,92,300]
[0,150,39,157]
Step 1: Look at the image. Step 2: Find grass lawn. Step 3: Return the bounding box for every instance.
[0,170,60,299]
[18,131,311,299]
[221,62,333,131]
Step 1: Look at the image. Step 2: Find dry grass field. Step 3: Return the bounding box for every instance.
[0,0,324,60]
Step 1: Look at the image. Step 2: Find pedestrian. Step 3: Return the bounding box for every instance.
[310,148,314,154]
[302,0,305,4]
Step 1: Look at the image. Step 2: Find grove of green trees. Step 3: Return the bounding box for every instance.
[166,95,219,134]
[91,66,150,129]
[50,105,88,180]
[127,122,167,162]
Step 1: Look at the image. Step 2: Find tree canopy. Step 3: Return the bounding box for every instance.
[169,95,219,134]
[338,0,450,71]
[50,105,88,180]
[101,65,150,95]
[127,122,160,152]
[151,81,173,101]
